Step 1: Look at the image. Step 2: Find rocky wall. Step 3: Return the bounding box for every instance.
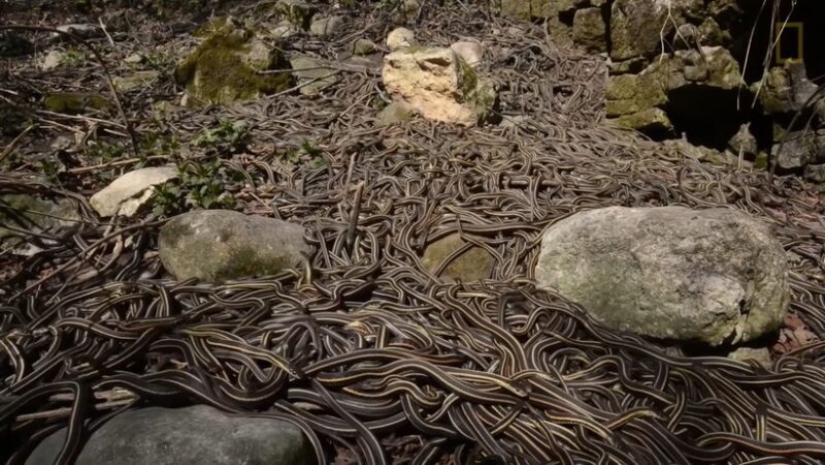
[498,0,825,181]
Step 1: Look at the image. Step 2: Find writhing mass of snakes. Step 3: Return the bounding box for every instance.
[3,2,825,464]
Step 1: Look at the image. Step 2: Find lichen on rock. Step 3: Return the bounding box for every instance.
[174,27,292,106]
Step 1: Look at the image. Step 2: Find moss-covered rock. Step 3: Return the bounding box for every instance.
[174,28,292,107]
[614,107,674,135]
[422,233,493,283]
[351,38,377,56]
[572,7,606,53]
[605,72,667,117]
[44,92,110,114]
[159,209,312,282]
[610,0,703,61]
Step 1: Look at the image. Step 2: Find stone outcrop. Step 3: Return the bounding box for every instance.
[535,206,789,346]
[382,45,496,126]
[499,0,825,181]
[174,20,292,106]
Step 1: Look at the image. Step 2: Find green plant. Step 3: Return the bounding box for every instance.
[84,141,125,162]
[193,118,250,154]
[61,47,88,66]
[37,159,63,184]
[142,52,175,75]
[150,157,237,218]
[283,139,326,169]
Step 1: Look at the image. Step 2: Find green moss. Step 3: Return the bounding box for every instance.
[457,56,495,122]
[605,72,667,117]
[174,32,291,106]
[194,17,233,37]
[754,152,769,170]
[215,245,288,280]
[44,92,109,114]
[614,107,674,133]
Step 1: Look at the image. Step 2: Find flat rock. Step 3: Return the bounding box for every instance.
[159,209,311,282]
[535,206,789,346]
[90,166,178,218]
[113,70,160,92]
[290,56,340,96]
[422,233,493,282]
[26,405,312,465]
[728,347,772,368]
[310,15,345,37]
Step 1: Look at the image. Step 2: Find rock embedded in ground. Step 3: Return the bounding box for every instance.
[450,40,483,68]
[40,50,64,70]
[773,129,825,170]
[159,209,311,282]
[728,347,772,368]
[26,405,313,465]
[727,123,757,157]
[350,38,377,56]
[309,15,345,37]
[290,56,340,96]
[174,24,292,106]
[43,92,110,114]
[535,206,789,346]
[90,166,178,218]
[382,46,496,126]
[0,194,79,254]
[572,7,606,53]
[386,27,416,52]
[377,102,414,125]
[113,70,160,92]
[422,233,493,282]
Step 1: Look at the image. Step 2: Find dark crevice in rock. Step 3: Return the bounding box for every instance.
[601,0,612,55]
[558,8,576,27]
[662,85,761,150]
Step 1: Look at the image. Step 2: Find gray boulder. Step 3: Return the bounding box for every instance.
[535,206,789,346]
[159,209,311,282]
[26,405,313,465]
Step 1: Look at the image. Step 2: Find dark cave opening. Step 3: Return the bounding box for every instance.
[662,85,769,151]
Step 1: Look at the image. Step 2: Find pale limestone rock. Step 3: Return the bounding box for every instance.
[381,46,495,126]
[450,40,483,67]
[90,166,178,218]
[386,27,416,51]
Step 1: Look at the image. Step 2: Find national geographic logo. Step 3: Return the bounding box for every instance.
[775,22,804,64]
